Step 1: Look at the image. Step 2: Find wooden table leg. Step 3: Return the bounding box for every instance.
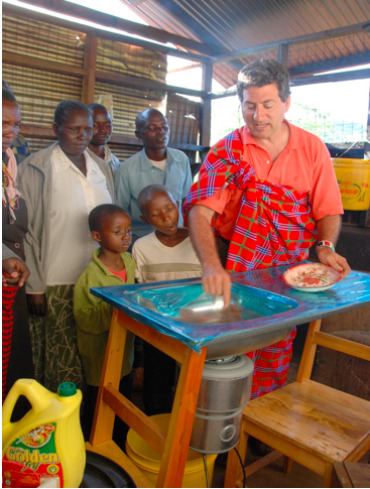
[157,346,207,488]
[90,308,126,446]
[89,307,208,488]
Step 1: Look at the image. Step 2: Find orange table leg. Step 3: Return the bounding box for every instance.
[89,307,208,488]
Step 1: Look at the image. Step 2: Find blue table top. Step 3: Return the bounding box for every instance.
[91,264,370,353]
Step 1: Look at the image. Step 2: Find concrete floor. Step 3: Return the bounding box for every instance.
[211,449,322,488]
[211,446,369,488]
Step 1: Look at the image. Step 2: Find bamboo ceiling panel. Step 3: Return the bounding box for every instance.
[96,38,167,82]
[95,80,164,135]
[2,14,85,67]
[3,64,82,126]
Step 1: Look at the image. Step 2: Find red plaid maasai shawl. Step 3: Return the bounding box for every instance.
[246,328,297,398]
[184,129,316,397]
[183,128,317,272]
[2,285,18,402]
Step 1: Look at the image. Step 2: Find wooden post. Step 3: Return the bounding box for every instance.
[277,43,289,66]
[82,31,97,104]
[200,61,213,148]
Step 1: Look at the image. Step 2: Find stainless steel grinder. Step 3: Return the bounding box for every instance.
[189,354,254,454]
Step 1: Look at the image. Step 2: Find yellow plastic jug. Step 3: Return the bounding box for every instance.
[2,379,86,488]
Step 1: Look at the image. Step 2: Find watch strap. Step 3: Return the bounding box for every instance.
[316,240,335,252]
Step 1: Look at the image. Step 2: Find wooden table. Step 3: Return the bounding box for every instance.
[87,266,370,488]
[86,308,208,488]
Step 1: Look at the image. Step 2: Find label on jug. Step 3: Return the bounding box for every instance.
[2,423,63,488]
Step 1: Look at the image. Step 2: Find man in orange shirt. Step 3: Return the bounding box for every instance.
[184,59,350,402]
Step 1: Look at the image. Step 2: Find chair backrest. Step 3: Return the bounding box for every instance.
[296,319,370,383]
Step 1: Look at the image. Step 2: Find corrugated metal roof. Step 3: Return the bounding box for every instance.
[121,0,370,87]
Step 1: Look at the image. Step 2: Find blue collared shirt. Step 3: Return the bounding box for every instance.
[114,147,193,242]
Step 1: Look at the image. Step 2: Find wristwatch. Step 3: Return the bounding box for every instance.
[316,240,335,253]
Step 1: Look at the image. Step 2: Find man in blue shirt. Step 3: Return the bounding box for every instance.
[114,108,193,244]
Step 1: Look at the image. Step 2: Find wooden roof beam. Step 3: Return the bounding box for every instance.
[290,68,370,86]
[3,50,206,99]
[2,51,87,77]
[95,71,206,98]
[206,66,370,100]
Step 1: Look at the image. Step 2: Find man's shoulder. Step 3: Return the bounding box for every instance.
[116,150,143,174]
[166,147,190,162]
[166,147,185,155]
[288,122,325,145]
[124,150,143,164]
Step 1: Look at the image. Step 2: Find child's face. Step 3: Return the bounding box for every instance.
[94,212,132,253]
[143,192,179,236]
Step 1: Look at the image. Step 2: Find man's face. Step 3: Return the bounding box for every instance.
[241,83,290,141]
[54,111,93,156]
[91,109,113,146]
[136,112,169,151]
[2,101,21,151]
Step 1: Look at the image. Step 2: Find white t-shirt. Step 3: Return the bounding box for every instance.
[132,230,202,284]
[46,145,112,285]
[149,158,166,171]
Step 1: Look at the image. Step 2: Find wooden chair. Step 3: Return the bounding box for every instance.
[224,319,370,488]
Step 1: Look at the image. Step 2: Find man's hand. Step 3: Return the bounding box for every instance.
[315,215,351,278]
[188,205,232,307]
[316,247,351,278]
[2,257,30,287]
[202,264,232,307]
[27,293,47,316]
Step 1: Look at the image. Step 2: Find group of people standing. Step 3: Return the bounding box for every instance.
[2,86,194,435]
[3,59,350,447]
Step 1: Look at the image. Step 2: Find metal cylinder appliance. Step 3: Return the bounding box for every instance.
[189,355,253,454]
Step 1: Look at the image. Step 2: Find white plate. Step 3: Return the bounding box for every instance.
[283,263,342,292]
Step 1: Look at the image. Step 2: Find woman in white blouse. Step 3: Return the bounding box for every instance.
[19,100,114,392]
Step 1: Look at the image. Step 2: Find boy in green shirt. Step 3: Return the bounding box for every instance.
[73,204,136,446]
